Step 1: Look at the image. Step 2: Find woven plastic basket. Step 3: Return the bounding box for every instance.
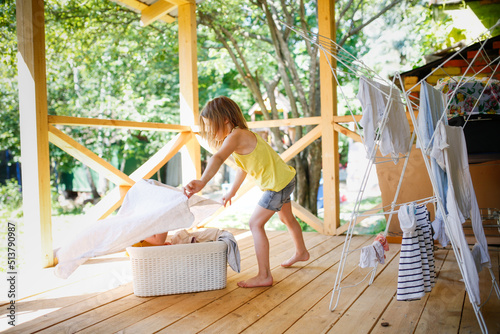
[126,241,227,297]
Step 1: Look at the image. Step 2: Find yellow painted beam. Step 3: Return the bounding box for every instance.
[318,0,339,235]
[48,125,135,187]
[113,0,175,23]
[280,125,322,163]
[141,0,177,27]
[247,116,321,129]
[291,201,324,234]
[83,133,191,221]
[332,122,362,143]
[178,2,201,185]
[83,185,131,222]
[130,132,192,180]
[166,0,194,5]
[17,0,53,268]
[48,115,191,132]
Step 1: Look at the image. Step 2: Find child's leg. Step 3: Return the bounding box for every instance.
[237,205,275,288]
[144,232,169,246]
[278,202,310,267]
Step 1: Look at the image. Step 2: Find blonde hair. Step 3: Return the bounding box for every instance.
[200,96,248,149]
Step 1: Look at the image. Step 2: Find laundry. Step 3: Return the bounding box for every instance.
[359,240,386,268]
[415,204,435,291]
[375,233,389,252]
[54,179,222,279]
[397,203,426,301]
[357,76,411,162]
[419,82,449,231]
[432,121,490,266]
[431,216,450,247]
[171,228,241,273]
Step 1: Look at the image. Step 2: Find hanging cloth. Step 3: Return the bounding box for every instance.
[397,203,425,301]
[418,82,450,246]
[358,76,411,162]
[415,204,436,289]
[430,121,484,305]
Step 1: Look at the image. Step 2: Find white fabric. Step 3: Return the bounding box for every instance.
[431,122,485,305]
[218,231,241,273]
[54,179,221,279]
[359,244,378,268]
[171,228,241,273]
[416,82,447,151]
[433,122,490,267]
[357,76,411,162]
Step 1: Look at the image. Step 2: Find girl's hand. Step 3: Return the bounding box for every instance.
[222,191,235,207]
[183,180,206,198]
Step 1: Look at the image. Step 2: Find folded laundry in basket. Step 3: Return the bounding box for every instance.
[171,228,241,273]
[54,179,221,279]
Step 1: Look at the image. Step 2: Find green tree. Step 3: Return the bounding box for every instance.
[196,0,444,215]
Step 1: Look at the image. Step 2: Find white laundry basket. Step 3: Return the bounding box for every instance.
[126,241,227,297]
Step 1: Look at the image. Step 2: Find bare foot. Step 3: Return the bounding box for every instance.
[237,275,273,288]
[281,251,310,268]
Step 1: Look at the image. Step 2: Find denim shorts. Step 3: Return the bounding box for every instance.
[258,178,295,212]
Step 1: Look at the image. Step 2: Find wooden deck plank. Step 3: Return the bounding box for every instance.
[370,249,450,334]
[161,234,357,334]
[197,235,372,334]
[77,232,331,333]
[39,294,155,334]
[285,243,401,334]
[4,230,498,334]
[459,249,500,334]
[414,252,465,334]
[239,236,385,334]
[326,245,404,333]
[6,228,259,333]
[4,283,133,334]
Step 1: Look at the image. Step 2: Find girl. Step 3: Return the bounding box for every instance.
[183,96,309,288]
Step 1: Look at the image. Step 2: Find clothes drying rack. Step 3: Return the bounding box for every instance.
[283,21,500,334]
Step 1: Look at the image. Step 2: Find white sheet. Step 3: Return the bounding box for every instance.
[54,179,221,279]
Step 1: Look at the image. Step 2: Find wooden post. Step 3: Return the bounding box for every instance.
[318,0,339,235]
[16,0,54,267]
[178,2,201,185]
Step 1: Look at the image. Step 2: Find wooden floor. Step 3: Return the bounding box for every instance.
[2,229,500,334]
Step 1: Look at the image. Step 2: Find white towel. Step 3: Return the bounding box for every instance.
[54,179,221,279]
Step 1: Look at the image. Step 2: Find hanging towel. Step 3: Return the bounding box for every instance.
[432,121,490,267]
[415,204,435,290]
[419,83,449,230]
[397,203,425,301]
[430,122,483,305]
[357,76,411,162]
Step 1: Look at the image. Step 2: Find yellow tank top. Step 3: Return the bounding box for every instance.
[233,132,295,192]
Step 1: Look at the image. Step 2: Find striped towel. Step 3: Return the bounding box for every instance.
[415,205,433,292]
[397,203,425,301]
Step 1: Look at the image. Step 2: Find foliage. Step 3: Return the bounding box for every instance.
[0,178,23,216]
[2,0,452,217]
[0,0,20,160]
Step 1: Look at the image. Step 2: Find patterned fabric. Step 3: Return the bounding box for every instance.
[397,203,436,301]
[397,203,425,301]
[435,76,500,117]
